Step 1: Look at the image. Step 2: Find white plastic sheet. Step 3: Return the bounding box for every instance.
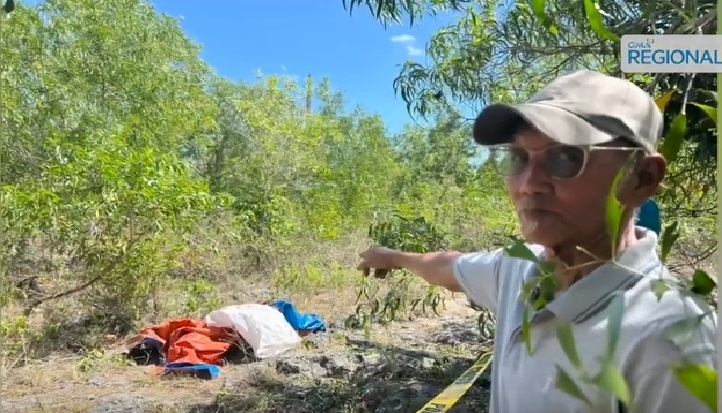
[204,304,301,358]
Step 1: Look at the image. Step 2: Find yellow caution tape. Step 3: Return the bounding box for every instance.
[415,352,494,413]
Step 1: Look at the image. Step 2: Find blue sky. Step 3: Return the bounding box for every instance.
[149,0,456,133]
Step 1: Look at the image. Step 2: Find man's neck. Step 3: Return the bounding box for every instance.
[545,223,639,290]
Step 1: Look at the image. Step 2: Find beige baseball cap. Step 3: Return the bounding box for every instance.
[472,70,663,153]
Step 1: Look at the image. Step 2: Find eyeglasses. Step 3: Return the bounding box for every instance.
[489,144,641,180]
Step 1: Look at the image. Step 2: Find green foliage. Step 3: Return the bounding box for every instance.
[690,103,717,126]
[1,0,224,322]
[182,279,221,316]
[554,365,592,407]
[530,0,558,35]
[661,114,689,165]
[347,215,447,328]
[605,169,625,258]
[582,0,619,42]
[2,0,516,368]
[368,215,447,253]
[341,0,471,26]
[505,240,557,354]
[355,0,718,232]
[690,270,717,296]
[673,364,718,412]
[1,138,228,316]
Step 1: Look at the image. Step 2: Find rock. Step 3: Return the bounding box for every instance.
[358,352,382,365]
[89,377,105,386]
[275,359,302,374]
[421,357,436,369]
[318,354,357,375]
[433,319,482,345]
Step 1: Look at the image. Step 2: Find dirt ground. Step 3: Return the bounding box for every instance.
[1,289,493,413]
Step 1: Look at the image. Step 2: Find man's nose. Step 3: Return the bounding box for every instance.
[516,157,553,195]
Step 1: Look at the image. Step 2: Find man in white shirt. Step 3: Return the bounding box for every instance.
[357,70,717,413]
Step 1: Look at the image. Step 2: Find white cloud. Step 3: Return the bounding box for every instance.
[390,34,416,43]
[407,46,424,57]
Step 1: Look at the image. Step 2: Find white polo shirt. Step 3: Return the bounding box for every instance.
[453,229,717,413]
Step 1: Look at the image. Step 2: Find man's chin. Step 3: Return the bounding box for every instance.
[520,228,565,249]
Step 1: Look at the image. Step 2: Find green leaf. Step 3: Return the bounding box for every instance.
[655,89,677,112]
[659,221,680,263]
[531,293,548,311]
[650,279,671,301]
[529,0,558,34]
[538,260,557,275]
[537,275,559,308]
[554,365,592,406]
[556,322,583,370]
[522,304,534,354]
[504,239,539,263]
[591,362,631,405]
[690,270,717,296]
[407,1,415,26]
[531,0,546,20]
[659,114,687,164]
[605,293,625,361]
[583,0,620,42]
[689,102,717,126]
[530,0,546,21]
[663,314,707,347]
[605,168,625,258]
[672,364,717,411]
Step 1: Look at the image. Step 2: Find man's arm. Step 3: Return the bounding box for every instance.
[388,248,506,311]
[392,251,464,292]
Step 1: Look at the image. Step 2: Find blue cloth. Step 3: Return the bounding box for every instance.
[636,198,661,234]
[163,362,220,380]
[269,299,327,332]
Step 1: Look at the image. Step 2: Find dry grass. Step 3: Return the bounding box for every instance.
[1,233,492,413]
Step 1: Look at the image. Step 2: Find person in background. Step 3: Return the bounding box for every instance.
[636,197,661,234]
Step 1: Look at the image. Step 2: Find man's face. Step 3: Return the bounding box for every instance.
[504,128,636,249]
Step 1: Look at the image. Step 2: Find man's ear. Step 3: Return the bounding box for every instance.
[616,154,666,207]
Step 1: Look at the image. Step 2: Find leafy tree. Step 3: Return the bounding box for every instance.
[0,0,228,326]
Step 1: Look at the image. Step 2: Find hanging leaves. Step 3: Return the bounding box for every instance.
[583,0,619,42]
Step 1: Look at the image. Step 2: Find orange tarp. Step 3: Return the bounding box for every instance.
[126,319,239,365]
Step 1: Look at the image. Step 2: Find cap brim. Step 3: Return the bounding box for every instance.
[472,102,616,147]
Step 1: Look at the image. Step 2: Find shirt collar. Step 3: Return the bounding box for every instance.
[534,229,661,322]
